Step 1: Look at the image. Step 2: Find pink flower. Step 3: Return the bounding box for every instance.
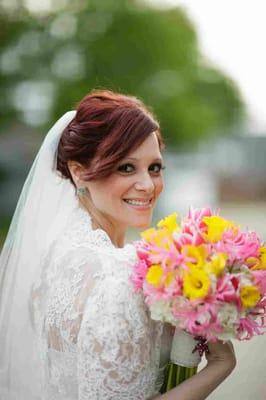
[143,274,183,304]
[187,207,214,224]
[250,270,266,293]
[150,242,183,270]
[131,207,266,343]
[135,242,151,262]
[179,207,217,247]
[174,231,204,249]
[236,316,262,340]
[215,274,241,308]
[250,298,266,329]
[216,229,260,265]
[173,298,223,340]
[131,259,148,290]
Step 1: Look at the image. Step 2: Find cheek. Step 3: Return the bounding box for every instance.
[96,176,129,202]
[155,177,164,197]
[89,180,114,205]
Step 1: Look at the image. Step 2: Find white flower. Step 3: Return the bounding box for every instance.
[150,299,174,323]
[216,303,239,340]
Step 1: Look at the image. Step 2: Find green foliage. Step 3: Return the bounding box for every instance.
[0,0,244,148]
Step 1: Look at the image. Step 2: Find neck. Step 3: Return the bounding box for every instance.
[79,198,126,248]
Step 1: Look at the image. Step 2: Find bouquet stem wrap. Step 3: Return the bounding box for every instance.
[170,328,201,367]
[160,328,202,393]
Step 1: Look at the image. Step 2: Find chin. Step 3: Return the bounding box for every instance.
[131,218,152,230]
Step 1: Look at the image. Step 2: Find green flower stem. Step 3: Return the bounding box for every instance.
[160,363,198,394]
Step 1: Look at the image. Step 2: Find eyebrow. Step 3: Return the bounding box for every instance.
[123,157,163,162]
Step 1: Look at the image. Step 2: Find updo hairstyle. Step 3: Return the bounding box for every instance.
[56,89,164,186]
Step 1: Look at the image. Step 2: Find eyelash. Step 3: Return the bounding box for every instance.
[117,163,165,175]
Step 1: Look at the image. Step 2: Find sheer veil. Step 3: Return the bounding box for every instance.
[0,111,77,398]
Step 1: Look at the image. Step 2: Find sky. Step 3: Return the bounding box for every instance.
[146,0,266,134]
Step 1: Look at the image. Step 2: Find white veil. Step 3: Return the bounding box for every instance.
[0,111,77,399]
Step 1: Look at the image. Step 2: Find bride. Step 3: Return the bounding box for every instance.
[0,90,236,399]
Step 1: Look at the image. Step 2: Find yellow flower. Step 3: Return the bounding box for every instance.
[146,264,164,287]
[203,216,236,243]
[141,227,172,250]
[247,247,266,270]
[183,245,208,269]
[183,267,211,300]
[246,257,260,270]
[240,285,261,308]
[164,271,176,287]
[141,228,157,242]
[157,213,180,233]
[259,247,266,269]
[204,253,227,277]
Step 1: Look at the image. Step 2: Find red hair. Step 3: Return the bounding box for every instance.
[57,89,163,185]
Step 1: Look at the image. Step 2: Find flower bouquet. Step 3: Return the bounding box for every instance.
[131,208,266,393]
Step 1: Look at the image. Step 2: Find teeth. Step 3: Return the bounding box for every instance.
[125,199,150,206]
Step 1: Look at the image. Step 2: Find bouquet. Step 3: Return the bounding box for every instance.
[131,208,266,393]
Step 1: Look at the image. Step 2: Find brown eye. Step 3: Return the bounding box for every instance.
[149,163,165,174]
[117,163,135,173]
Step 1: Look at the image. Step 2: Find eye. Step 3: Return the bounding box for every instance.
[149,163,165,174]
[117,163,135,174]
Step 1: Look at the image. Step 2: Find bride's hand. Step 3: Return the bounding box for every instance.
[205,340,236,372]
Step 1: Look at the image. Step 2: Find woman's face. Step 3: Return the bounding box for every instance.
[86,132,164,230]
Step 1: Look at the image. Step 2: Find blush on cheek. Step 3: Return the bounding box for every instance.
[155,182,164,200]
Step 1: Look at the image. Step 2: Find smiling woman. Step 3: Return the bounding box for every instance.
[56,90,165,247]
[0,89,236,400]
[68,133,164,247]
[0,89,169,399]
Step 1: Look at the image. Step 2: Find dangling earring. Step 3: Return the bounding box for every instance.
[76,187,88,197]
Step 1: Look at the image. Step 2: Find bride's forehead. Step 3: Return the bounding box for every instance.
[126,132,162,158]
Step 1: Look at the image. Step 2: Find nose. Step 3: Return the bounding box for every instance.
[134,172,155,193]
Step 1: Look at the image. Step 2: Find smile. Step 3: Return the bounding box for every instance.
[123,198,152,207]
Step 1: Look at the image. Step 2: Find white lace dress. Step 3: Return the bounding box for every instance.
[31,206,172,400]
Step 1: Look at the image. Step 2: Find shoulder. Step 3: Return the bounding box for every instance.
[53,205,137,268]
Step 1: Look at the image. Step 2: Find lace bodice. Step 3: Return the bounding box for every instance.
[31,206,172,400]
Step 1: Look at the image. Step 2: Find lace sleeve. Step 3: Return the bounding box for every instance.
[77,250,161,400]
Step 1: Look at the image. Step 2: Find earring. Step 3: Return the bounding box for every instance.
[76,187,88,196]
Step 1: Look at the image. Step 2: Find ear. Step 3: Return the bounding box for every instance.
[67,161,85,187]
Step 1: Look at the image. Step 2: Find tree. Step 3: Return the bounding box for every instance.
[0,0,245,242]
[0,0,244,148]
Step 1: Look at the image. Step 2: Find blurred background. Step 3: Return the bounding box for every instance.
[0,0,265,398]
